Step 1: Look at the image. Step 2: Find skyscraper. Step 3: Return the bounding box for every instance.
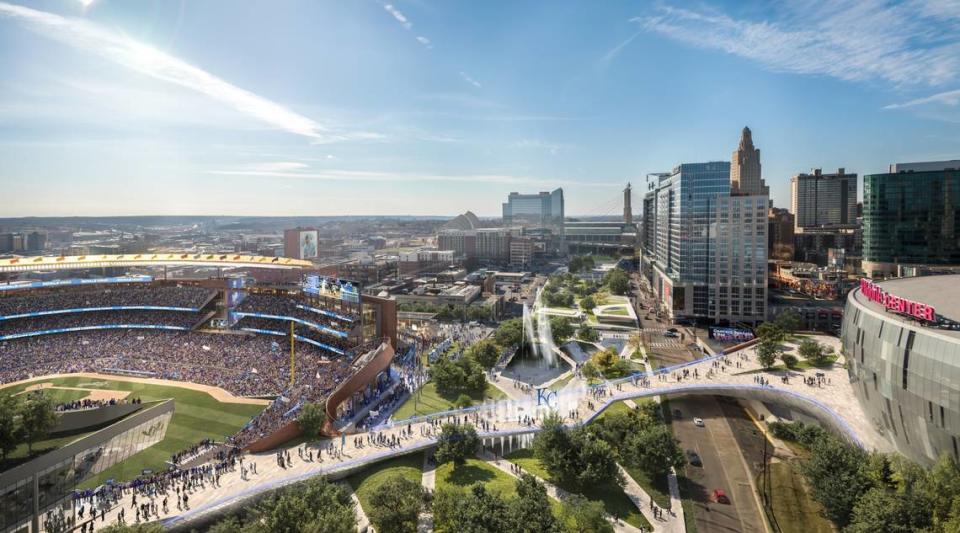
[790,168,858,230]
[731,126,769,197]
[502,188,564,232]
[862,160,960,277]
[641,161,767,325]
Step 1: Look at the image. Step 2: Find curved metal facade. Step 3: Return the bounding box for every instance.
[842,288,960,465]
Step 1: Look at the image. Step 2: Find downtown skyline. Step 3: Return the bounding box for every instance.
[0,0,958,217]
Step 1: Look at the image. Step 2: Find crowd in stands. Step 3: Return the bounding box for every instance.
[236,293,359,323]
[235,316,354,353]
[55,396,142,412]
[0,309,199,335]
[0,285,214,317]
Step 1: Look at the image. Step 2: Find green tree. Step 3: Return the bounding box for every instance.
[297,401,326,439]
[797,338,831,366]
[533,413,621,490]
[780,353,799,368]
[756,338,781,369]
[580,295,596,312]
[774,310,802,333]
[435,423,479,466]
[466,339,501,369]
[433,484,511,533]
[845,487,931,533]
[509,473,561,533]
[250,476,356,533]
[755,322,785,343]
[367,474,426,533]
[549,316,575,344]
[624,426,686,478]
[495,318,524,348]
[801,433,873,527]
[454,394,473,409]
[581,361,600,380]
[589,348,632,379]
[431,355,487,395]
[19,393,57,453]
[603,268,631,296]
[560,495,613,533]
[577,324,599,342]
[0,395,19,460]
[207,516,245,533]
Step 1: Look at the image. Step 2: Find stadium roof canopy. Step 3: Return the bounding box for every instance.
[0,253,313,273]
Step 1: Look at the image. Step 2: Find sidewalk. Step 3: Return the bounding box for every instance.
[418,453,435,533]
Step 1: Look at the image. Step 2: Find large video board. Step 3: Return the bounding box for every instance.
[299,230,319,259]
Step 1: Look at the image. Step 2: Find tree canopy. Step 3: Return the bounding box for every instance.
[297,401,326,439]
[603,268,631,296]
[431,354,487,395]
[532,412,622,490]
[465,339,501,369]
[367,474,427,533]
[435,423,480,466]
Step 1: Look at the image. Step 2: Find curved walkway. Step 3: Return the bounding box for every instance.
[107,335,882,530]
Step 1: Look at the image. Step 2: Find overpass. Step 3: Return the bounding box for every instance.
[106,335,885,530]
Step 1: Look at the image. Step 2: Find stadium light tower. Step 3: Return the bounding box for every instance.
[289,320,296,388]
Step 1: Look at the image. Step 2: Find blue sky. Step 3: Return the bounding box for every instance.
[0,0,957,217]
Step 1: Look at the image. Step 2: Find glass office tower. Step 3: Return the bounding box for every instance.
[862,163,960,277]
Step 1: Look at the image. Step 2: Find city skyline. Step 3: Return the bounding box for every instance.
[1,0,959,216]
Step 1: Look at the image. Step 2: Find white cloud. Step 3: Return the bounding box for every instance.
[600,31,641,66]
[0,1,343,141]
[514,139,563,155]
[416,35,432,48]
[885,89,960,109]
[634,1,960,87]
[459,72,482,89]
[383,4,412,30]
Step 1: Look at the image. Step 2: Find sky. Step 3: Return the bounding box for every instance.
[0,0,958,217]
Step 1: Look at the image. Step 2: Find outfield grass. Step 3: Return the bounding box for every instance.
[392,381,507,420]
[505,449,650,530]
[346,453,423,517]
[766,460,833,533]
[2,376,266,487]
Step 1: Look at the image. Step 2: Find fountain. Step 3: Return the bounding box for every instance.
[533,284,557,368]
[522,302,539,359]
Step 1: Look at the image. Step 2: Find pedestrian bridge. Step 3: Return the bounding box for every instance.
[159,335,888,531]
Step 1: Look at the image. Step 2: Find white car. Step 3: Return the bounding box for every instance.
[693,417,705,427]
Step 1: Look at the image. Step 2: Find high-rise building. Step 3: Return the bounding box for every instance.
[790,168,858,230]
[437,228,517,264]
[731,126,769,197]
[641,161,767,325]
[26,231,47,252]
[502,189,564,230]
[862,160,960,277]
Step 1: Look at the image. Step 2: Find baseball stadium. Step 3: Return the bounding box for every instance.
[0,254,399,532]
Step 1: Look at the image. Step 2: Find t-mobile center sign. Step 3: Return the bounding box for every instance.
[860,278,937,322]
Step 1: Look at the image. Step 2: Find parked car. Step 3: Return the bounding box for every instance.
[686,450,703,467]
[664,331,679,338]
[693,417,705,427]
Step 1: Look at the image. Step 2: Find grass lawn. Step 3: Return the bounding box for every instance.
[623,465,671,509]
[506,448,651,530]
[392,381,507,421]
[676,474,699,533]
[1,431,95,472]
[547,373,575,391]
[598,306,631,316]
[347,452,423,517]
[436,457,519,498]
[2,376,266,487]
[766,460,833,533]
[9,387,92,405]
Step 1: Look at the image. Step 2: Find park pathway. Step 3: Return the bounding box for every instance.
[417,453,435,533]
[479,450,642,533]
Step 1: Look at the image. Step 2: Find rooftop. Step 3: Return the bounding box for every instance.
[851,275,960,340]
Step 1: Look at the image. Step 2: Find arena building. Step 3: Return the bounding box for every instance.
[842,275,960,465]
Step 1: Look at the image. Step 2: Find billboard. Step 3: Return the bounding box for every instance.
[709,327,755,343]
[302,276,360,304]
[299,230,318,259]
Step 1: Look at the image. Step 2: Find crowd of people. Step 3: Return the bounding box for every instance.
[237,293,358,325]
[55,396,141,412]
[0,309,199,335]
[0,285,214,317]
